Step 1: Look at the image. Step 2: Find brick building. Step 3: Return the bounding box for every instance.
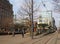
[0,0,13,32]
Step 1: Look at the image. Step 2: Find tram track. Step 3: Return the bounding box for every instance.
[20,33,45,44]
[21,32,56,44]
[55,31,59,44]
[44,32,57,44]
[32,32,56,44]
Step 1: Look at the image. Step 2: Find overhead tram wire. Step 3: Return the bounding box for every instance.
[41,0,60,13]
[41,0,48,11]
[41,0,53,18]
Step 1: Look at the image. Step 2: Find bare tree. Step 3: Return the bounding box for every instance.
[53,0,60,3]
[18,0,40,19]
[53,0,60,13]
[17,0,40,39]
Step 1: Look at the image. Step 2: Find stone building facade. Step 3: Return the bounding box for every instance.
[0,0,13,32]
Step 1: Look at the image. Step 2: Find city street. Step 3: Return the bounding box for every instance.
[0,0,60,44]
[0,32,60,44]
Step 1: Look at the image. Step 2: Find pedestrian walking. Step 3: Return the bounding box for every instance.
[38,27,40,34]
[12,28,15,37]
[8,31,10,35]
[22,28,25,38]
[57,28,60,33]
[12,30,15,37]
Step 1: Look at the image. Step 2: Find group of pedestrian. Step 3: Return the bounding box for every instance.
[8,27,25,38]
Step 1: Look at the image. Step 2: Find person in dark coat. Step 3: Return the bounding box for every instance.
[21,28,25,38]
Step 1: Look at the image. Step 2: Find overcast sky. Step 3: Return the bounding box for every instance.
[9,0,60,27]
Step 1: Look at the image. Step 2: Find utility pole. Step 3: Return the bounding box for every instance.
[12,14,16,36]
[50,11,53,27]
[31,0,34,39]
[15,15,16,22]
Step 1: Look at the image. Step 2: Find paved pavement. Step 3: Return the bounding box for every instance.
[0,34,31,44]
[0,32,60,44]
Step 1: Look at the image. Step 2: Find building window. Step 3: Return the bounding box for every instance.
[39,20,42,22]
